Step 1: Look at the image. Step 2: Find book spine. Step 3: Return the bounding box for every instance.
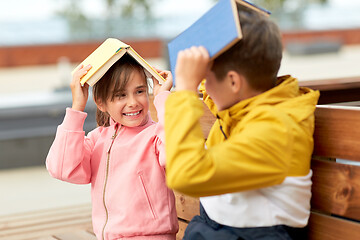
[116,46,130,54]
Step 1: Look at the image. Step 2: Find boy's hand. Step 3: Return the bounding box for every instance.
[175,46,210,92]
[70,64,92,111]
[152,68,173,97]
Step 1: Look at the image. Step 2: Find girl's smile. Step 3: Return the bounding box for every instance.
[123,110,142,117]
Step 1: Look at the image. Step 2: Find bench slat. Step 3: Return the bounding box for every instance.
[177,220,189,240]
[314,106,360,162]
[308,212,360,240]
[32,236,59,240]
[53,230,97,240]
[311,159,360,221]
[175,192,200,222]
[299,77,360,91]
[299,77,360,104]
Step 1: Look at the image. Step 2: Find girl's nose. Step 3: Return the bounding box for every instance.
[127,95,138,107]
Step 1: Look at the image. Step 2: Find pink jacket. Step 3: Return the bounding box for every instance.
[46,92,178,240]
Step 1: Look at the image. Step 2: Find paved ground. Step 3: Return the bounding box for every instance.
[279,44,360,80]
[0,166,91,216]
[0,46,359,217]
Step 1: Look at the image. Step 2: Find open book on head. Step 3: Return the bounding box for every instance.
[167,0,270,84]
[72,38,165,87]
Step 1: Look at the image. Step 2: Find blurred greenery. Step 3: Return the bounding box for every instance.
[249,0,327,11]
[251,0,328,28]
[56,0,158,40]
[58,0,328,20]
[57,0,329,40]
[57,0,156,21]
[100,0,155,19]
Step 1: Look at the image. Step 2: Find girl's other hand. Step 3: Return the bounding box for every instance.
[152,68,173,97]
[70,64,92,111]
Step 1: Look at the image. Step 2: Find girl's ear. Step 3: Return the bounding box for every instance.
[227,71,242,94]
[94,99,107,113]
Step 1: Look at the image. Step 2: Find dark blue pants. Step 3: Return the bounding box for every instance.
[183,204,307,240]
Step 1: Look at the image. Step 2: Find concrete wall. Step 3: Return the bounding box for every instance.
[281,28,360,46]
[1,28,360,68]
[0,38,165,67]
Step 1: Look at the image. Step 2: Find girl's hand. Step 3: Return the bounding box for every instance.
[70,64,92,111]
[175,46,210,92]
[152,68,173,97]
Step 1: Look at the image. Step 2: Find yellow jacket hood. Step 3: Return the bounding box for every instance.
[213,75,319,127]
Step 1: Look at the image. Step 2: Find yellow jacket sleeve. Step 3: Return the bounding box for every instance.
[165,91,291,197]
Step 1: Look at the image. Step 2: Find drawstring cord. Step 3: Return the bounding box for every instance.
[216,114,227,140]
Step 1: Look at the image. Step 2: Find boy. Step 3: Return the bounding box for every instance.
[164,7,320,240]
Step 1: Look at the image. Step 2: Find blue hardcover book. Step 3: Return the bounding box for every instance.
[168,0,270,84]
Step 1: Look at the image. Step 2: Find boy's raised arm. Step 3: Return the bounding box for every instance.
[165,98,289,197]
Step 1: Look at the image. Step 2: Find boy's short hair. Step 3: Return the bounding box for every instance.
[211,8,283,91]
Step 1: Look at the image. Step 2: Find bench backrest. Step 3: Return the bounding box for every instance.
[149,96,360,240]
[299,77,360,104]
[308,105,360,239]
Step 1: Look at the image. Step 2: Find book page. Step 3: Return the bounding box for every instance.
[74,38,129,86]
[85,50,126,86]
[127,48,165,83]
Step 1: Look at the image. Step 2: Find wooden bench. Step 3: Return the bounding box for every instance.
[173,103,360,240]
[0,204,95,240]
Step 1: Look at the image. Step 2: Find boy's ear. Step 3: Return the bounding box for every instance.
[227,71,242,93]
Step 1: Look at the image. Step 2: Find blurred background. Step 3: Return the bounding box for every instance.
[1,0,360,217]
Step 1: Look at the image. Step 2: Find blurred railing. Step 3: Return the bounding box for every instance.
[300,76,360,104]
[0,91,97,169]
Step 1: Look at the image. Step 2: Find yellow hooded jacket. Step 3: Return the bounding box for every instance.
[165,75,319,197]
[165,76,320,227]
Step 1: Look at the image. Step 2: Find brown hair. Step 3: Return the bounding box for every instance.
[211,7,283,91]
[93,54,148,127]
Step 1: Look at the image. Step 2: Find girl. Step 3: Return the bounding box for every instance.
[46,54,178,240]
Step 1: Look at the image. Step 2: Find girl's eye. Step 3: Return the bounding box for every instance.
[116,93,126,98]
[136,90,145,94]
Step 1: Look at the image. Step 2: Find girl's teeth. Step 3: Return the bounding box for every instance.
[125,111,140,116]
